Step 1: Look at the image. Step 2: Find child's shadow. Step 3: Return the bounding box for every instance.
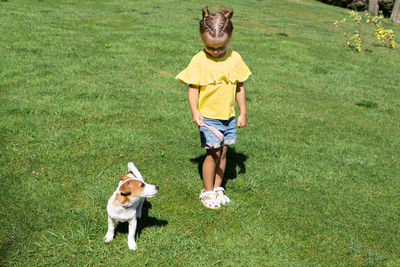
[114,201,167,239]
[189,147,247,187]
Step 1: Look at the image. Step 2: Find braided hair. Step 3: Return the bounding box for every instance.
[199,6,234,38]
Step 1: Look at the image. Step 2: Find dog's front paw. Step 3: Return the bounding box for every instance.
[104,232,114,242]
[128,239,137,250]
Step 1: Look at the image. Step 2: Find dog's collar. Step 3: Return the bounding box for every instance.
[115,178,136,209]
[115,197,131,209]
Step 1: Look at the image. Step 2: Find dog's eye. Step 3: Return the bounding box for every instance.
[120,192,131,196]
[140,183,145,188]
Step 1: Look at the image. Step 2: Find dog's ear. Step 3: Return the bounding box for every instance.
[127,162,143,179]
[118,175,130,181]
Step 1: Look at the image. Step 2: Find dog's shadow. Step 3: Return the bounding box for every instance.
[190,147,247,187]
[114,201,167,239]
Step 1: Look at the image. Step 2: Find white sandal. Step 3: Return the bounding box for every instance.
[214,187,231,205]
[199,190,220,209]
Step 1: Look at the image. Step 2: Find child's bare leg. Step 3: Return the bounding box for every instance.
[214,146,228,188]
[214,145,230,204]
[202,148,221,191]
[200,148,222,209]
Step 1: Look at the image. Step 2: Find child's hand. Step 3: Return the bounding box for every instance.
[192,110,204,126]
[237,114,247,128]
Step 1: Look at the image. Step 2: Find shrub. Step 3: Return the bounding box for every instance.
[319,0,367,10]
[319,0,395,17]
[333,10,396,52]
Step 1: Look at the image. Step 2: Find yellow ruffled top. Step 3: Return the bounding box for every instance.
[176,50,251,120]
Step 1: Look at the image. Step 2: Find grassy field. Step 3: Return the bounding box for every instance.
[1,0,400,265]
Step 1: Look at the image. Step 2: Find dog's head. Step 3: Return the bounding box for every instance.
[118,175,159,198]
[115,171,159,208]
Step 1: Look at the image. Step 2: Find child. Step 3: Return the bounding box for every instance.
[176,7,251,209]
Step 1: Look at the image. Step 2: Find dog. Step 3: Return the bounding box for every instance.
[104,162,159,250]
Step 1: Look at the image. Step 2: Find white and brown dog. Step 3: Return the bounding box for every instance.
[104,162,159,250]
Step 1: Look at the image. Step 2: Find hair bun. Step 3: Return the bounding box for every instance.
[202,6,210,18]
[220,8,233,19]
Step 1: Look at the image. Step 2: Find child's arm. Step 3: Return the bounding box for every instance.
[188,84,204,126]
[236,82,247,128]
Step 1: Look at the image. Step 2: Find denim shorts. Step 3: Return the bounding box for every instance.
[199,117,237,149]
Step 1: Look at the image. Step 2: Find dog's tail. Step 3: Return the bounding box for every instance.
[127,162,143,179]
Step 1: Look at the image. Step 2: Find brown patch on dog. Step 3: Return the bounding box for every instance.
[115,193,131,205]
[119,180,145,198]
[112,198,120,207]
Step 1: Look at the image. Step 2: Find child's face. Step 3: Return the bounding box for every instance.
[201,33,230,58]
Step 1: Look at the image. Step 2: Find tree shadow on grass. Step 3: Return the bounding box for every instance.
[114,201,167,239]
[189,147,247,188]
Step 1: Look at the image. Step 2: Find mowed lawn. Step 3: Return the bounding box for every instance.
[1,0,400,265]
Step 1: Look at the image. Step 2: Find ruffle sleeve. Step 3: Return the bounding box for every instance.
[229,53,252,83]
[175,55,204,86]
[175,50,251,86]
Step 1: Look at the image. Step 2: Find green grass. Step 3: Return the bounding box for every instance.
[1,0,400,265]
